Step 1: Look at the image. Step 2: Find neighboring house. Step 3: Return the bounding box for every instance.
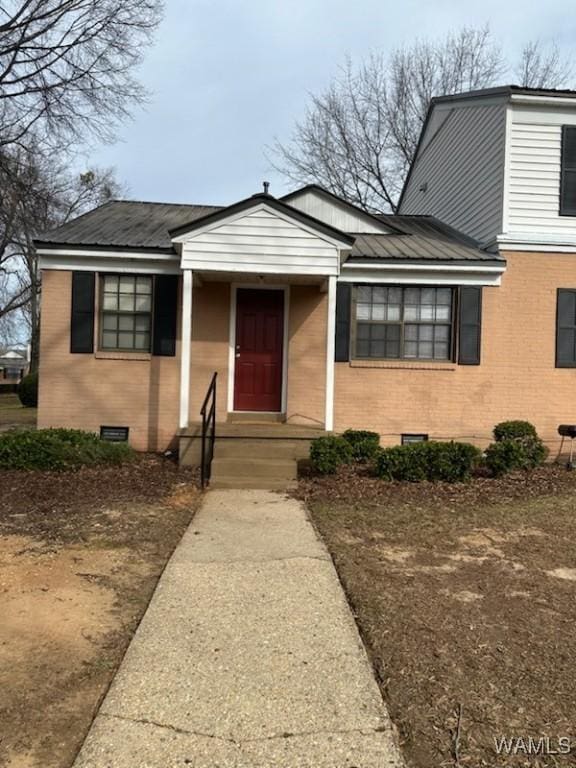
[33,86,576,468]
[0,349,29,383]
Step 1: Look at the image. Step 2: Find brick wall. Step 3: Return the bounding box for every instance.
[334,251,576,450]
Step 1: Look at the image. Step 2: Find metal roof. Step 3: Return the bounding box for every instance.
[432,84,576,105]
[36,200,222,251]
[35,197,496,263]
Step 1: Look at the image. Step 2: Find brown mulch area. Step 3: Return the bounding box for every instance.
[0,455,201,768]
[297,465,576,768]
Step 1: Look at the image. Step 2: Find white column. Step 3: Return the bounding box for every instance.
[325,275,337,432]
[179,269,193,429]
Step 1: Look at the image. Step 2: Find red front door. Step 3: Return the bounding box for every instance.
[234,289,284,412]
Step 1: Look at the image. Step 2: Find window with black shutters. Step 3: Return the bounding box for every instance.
[352,285,454,361]
[100,275,153,351]
[556,289,576,367]
[560,126,576,216]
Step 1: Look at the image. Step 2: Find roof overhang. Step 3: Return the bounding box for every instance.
[340,258,506,287]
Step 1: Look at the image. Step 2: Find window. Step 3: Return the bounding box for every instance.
[560,126,576,216]
[100,275,153,351]
[401,434,429,445]
[353,285,453,361]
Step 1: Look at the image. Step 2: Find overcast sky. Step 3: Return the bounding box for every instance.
[87,0,575,207]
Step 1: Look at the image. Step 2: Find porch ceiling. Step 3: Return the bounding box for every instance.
[192,271,328,286]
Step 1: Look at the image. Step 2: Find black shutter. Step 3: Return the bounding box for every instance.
[458,286,482,365]
[335,283,351,362]
[153,275,179,356]
[70,272,95,354]
[560,126,576,216]
[556,289,576,367]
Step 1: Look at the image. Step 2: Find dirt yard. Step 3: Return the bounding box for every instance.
[298,466,576,768]
[0,456,200,768]
[0,392,36,431]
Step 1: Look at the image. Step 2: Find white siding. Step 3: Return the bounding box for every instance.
[400,102,507,246]
[506,104,576,240]
[285,189,389,233]
[180,206,341,276]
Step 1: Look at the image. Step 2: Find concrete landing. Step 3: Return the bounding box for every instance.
[73,490,403,767]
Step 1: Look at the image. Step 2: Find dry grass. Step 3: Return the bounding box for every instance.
[0,392,36,429]
[298,465,576,767]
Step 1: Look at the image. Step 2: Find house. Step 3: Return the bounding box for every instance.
[34,86,576,481]
[0,349,29,384]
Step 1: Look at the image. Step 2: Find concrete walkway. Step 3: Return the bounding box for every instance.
[74,490,403,767]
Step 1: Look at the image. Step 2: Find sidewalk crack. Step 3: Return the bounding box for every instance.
[99,712,239,745]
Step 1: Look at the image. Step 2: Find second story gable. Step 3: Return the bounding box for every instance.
[399,86,576,252]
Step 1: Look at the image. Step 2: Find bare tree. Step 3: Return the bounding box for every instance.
[272,26,505,212]
[0,0,163,151]
[515,41,573,89]
[272,26,575,212]
[0,152,124,368]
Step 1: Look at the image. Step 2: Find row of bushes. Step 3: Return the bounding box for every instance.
[0,428,134,471]
[310,420,549,482]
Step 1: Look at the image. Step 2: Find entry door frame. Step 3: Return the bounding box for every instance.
[227,283,290,414]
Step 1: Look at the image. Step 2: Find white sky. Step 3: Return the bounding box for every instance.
[87,0,576,206]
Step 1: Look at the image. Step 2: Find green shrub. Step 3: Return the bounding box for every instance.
[0,428,134,471]
[493,420,538,442]
[342,429,381,463]
[310,435,353,475]
[18,372,38,408]
[486,420,548,476]
[376,440,481,483]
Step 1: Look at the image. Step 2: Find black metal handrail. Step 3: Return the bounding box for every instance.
[200,372,217,489]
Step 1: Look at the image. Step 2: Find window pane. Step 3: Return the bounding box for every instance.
[404,341,418,358]
[385,340,400,358]
[405,287,420,305]
[356,303,371,321]
[435,325,450,342]
[103,294,118,311]
[421,305,434,321]
[422,288,435,304]
[373,287,386,303]
[118,332,134,348]
[136,277,152,294]
[404,324,417,341]
[102,314,117,330]
[404,305,418,321]
[419,341,433,358]
[372,324,386,341]
[436,305,451,321]
[357,323,370,340]
[119,295,134,311]
[102,331,117,348]
[437,288,452,305]
[434,342,449,359]
[135,315,151,331]
[104,276,118,292]
[357,286,371,302]
[420,325,434,341]
[356,339,370,357]
[372,304,385,321]
[388,287,401,304]
[387,324,401,341]
[119,276,135,293]
[119,315,135,331]
[387,305,400,321]
[371,340,385,357]
[134,333,150,350]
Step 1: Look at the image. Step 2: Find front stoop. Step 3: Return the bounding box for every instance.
[179,422,326,490]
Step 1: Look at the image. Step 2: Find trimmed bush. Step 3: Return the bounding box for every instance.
[376,440,481,483]
[342,429,380,463]
[310,435,353,475]
[17,372,38,408]
[0,428,134,471]
[485,420,548,476]
[493,420,538,442]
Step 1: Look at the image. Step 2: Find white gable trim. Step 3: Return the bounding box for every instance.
[340,261,505,287]
[178,202,348,277]
[283,188,391,235]
[172,202,351,248]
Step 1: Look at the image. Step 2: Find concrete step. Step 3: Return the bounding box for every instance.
[227,412,285,424]
[211,457,297,481]
[209,477,297,491]
[214,438,310,460]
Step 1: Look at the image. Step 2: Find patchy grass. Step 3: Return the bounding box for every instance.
[0,455,201,768]
[297,465,576,768]
[0,392,36,430]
